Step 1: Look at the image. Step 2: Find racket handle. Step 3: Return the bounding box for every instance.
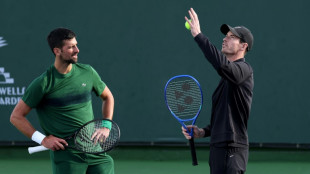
[189,138,198,166]
[28,145,49,154]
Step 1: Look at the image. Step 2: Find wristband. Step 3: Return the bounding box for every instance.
[102,120,112,130]
[31,131,46,145]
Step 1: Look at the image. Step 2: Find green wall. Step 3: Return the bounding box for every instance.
[0,0,309,144]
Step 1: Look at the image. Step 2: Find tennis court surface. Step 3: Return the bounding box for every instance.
[1,146,310,174]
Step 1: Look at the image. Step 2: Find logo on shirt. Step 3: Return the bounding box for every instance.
[82,83,86,87]
[0,37,8,48]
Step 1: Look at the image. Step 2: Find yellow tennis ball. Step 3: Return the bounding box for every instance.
[185,20,191,30]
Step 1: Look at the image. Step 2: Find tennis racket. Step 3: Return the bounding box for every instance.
[28,119,120,154]
[164,75,203,166]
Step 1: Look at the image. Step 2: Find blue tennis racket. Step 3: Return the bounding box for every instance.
[164,75,203,166]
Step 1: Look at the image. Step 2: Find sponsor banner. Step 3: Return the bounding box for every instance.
[0,37,8,48]
[0,67,26,105]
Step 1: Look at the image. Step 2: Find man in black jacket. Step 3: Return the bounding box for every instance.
[181,8,254,174]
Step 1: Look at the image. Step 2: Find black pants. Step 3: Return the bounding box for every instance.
[209,145,248,174]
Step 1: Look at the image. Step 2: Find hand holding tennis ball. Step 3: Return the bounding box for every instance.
[185,20,191,30]
[185,8,201,37]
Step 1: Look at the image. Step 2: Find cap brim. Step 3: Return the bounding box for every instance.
[220,24,241,38]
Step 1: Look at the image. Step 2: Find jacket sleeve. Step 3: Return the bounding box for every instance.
[203,125,211,137]
[194,33,253,85]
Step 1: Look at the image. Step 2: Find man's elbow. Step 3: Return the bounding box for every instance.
[10,112,18,126]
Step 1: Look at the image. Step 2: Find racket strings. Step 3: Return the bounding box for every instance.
[166,79,202,119]
[100,125,119,150]
[75,123,97,152]
[75,120,120,153]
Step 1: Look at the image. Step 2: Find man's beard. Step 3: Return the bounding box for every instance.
[64,59,77,64]
[60,55,77,64]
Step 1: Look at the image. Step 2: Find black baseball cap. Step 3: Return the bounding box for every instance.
[220,24,254,51]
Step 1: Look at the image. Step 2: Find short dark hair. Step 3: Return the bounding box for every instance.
[47,28,76,54]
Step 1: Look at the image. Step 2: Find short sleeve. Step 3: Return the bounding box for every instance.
[22,76,45,108]
[90,66,106,96]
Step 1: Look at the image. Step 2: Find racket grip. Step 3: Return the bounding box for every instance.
[189,138,198,166]
[28,145,49,154]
